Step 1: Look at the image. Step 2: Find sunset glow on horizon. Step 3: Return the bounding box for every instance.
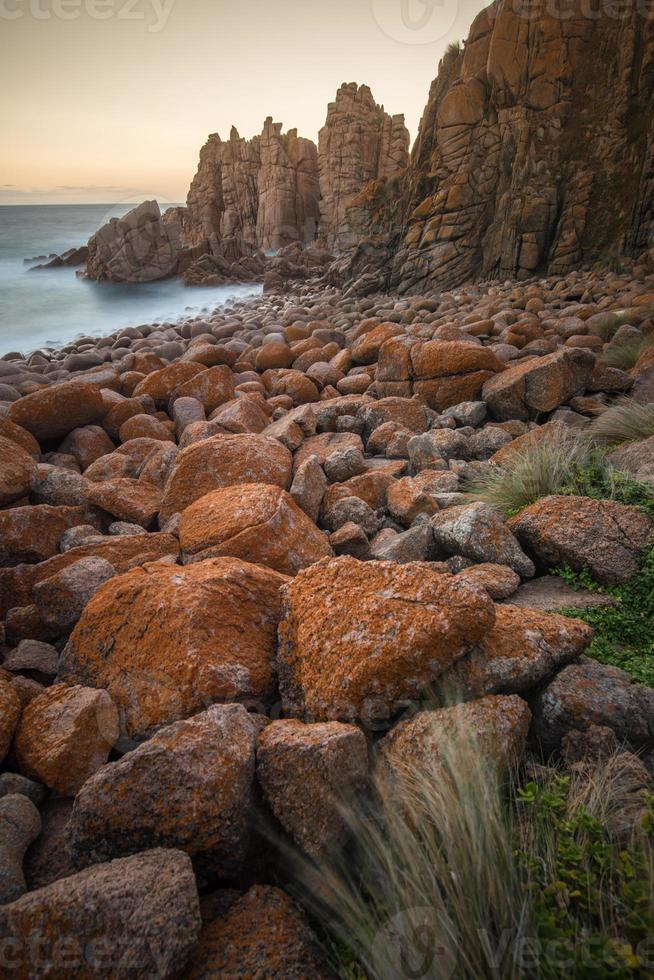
[0,0,486,206]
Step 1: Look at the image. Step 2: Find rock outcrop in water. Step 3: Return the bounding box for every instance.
[85,201,185,284]
[83,0,654,292]
[331,0,654,294]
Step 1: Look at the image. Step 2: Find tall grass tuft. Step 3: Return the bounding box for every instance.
[589,398,654,447]
[297,734,529,980]
[599,335,654,371]
[463,432,593,516]
[294,733,654,980]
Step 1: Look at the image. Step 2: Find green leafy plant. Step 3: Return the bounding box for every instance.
[554,545,654,686]
[561,454,654,520]
[515,766,654,980]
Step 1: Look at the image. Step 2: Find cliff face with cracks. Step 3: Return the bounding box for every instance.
[175,118,321,258]
[317,82,410,253]
[84,2,654,289]
[332,0,654,295]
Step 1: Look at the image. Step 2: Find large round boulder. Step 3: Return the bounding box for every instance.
[159,434,293,521]
[59,557,288,742]
[0,436,37,508]
[277,556,495,722]
[179,483,332,575]
[8,381,104,443]
[508,495,653,585]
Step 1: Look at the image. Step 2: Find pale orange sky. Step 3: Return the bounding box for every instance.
[0,0,487,205]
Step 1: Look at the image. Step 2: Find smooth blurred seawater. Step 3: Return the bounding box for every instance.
[0,204,262,356]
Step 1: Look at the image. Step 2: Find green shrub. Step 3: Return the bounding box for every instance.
[297,735,654,979]
[515,765,654,980]
[560,452,654,519]
[589,399,654,447]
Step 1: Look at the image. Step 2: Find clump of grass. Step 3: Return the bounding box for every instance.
[446,40,462,55]
[298,734,528,980]
[589,398,654,447]
[297,733,654,979]
[599,336,654,371]
[464,433,593,517]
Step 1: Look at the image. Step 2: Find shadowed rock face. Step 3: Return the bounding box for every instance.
[333,0,654,294]
[85,201,184,283]
[176,118,321,257]
[317,82,410,253]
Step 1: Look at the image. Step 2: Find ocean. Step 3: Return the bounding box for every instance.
[0,204,262,357]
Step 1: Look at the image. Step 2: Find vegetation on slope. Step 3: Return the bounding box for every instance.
[298,739,654,979]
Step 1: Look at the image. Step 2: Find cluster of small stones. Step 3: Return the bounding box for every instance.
[0,265,654,976]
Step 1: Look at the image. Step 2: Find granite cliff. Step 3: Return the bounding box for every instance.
[83,0,653,292]
[333,0,654,294]
[317,82,410,253]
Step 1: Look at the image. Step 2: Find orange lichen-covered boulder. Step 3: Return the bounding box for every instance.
[8,380,104,443]
[377,339,504,410]
[179,483,332,576]
[482,348,594,420]
[132,362,206,407]
[376,695,531,778]
[67,704,258,875]
[14,684,119,796]
[84,478,162,527]
[0,675,21,763]
[455,563,520,600]
[0,436,37,508]
[0,505,101,566]
[508,495,653,585]
[445,604,594,697]
[185,885,330,980]
[59,557,288,741]
[171,364,235,413]
[352,323,404,364]
[159,434,293,522]
[409,340,504,379]
[277,556,495,722]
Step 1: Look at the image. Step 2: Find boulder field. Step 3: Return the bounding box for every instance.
[0,265,653,974]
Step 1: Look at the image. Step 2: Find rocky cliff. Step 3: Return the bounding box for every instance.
[332,0,654,295]
[317,82,410,253]
[84,2,654,290]
[176,118,320,259]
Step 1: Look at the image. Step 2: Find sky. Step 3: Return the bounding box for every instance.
[0,0,487,206]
